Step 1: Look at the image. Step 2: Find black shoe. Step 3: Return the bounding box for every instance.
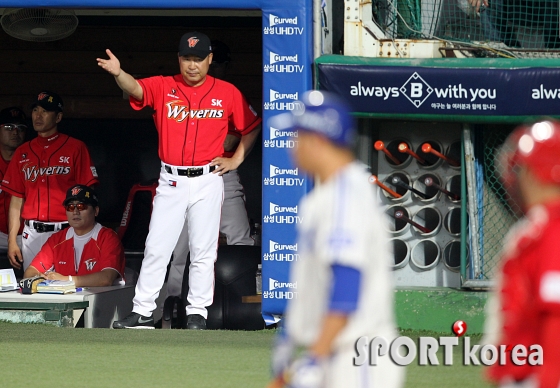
[113,312,155,329]
[186,314,206,330]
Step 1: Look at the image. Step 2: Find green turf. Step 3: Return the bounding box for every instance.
[400,330,493,388]
[0,322,493,388]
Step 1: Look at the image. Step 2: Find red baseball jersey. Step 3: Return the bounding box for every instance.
[488,200,560,386]
[130,74,261,166]
[1,133,99,222]
[29,223,125,278]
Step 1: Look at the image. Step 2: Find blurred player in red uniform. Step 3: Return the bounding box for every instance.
[0,107,26,255]
[98,32,261,330]
[486,120,560,387]
[1,92,99,271]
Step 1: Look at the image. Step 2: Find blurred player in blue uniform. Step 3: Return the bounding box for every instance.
[267,90,404,388]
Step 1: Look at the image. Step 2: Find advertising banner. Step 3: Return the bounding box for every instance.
[261,4,313,323]
[319,64,560,116]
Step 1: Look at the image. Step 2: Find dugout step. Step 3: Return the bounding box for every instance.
[241,295,262,303]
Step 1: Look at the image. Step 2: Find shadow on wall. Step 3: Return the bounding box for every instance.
[59,119,262,228]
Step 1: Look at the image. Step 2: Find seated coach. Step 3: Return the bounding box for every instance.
[23,185,125,287]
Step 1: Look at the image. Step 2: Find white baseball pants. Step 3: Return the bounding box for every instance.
[325,347,405,388]
[166,169,254,298]
[21,222,66,270]
[132,163,223,319]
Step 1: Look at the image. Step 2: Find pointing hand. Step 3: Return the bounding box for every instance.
[97,49,122,77]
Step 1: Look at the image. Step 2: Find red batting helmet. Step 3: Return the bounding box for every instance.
[498,120,560,214]
[499,120,560,186]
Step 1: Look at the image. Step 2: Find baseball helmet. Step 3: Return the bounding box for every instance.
[269,90,356,148]
[498,120,560,186]
[497,120,560,214]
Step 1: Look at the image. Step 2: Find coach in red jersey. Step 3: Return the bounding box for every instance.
[0,107,26,254]
[1,91,99,271]
[98,31,261,330]
[24,185,125,287]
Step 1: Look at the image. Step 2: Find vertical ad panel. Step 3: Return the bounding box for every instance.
[261,3,312,323]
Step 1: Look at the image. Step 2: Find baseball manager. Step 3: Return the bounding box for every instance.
[98,31,261,330]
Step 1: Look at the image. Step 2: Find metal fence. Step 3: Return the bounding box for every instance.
[371,0,560,57]
[464,126,521,285]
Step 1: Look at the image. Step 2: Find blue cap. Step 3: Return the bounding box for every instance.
[269,90,356,148]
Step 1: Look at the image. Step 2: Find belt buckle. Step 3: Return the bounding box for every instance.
[35,222,46,233]
[187,168,201,178]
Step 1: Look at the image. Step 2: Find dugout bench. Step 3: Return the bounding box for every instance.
[0,285,135,328]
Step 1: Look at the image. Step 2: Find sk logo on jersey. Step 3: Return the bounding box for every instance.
[165,101,224,122]
[187,37,199,47]
[85,259,97,271]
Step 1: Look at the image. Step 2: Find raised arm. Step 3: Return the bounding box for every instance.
[97,49,143,101]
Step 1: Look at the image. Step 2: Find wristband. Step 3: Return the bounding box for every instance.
[68,275,73,282]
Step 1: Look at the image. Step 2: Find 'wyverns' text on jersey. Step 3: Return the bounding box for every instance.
[23,165,71,182]
[166,101,224,122]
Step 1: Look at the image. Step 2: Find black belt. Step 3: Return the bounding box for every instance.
[164,165,216,177]
[25,220,70,233]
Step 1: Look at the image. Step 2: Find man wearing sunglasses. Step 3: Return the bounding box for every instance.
[23,184,125,287]
[1,91,99,272]
[0,107,27,258]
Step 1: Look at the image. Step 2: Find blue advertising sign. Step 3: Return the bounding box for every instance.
[318,64,560,116]
[261,5,313,323]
